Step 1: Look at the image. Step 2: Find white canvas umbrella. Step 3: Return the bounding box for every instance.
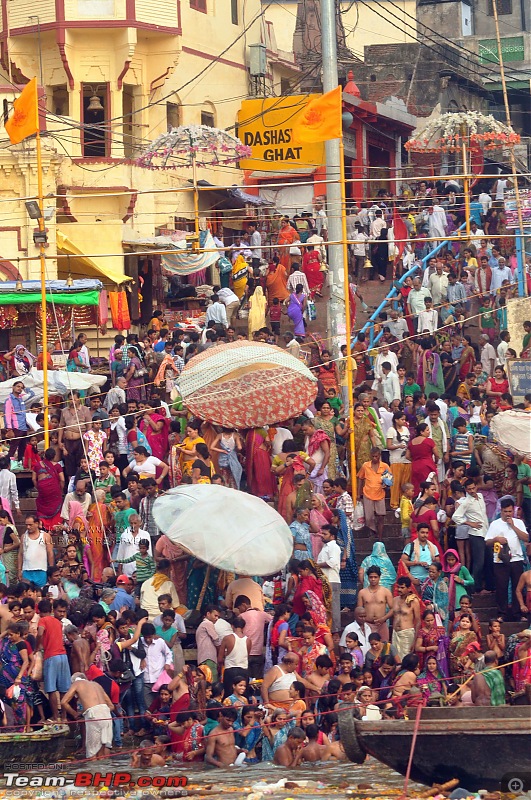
[490,409,531,457]
[153,485,293,576]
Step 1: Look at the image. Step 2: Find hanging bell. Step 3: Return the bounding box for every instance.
[363,257,373,269]
[87,94,103,112]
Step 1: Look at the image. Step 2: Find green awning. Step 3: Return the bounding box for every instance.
[0,290,100,306]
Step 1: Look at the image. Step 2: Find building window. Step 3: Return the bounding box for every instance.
[51,85,68,116]
[487,0,512,14]
[167,102,181,130]
[201,110,215,127]
[82,83,108,157]
[231,0,238,24]
[280,77,292,94]
[190,0,207,12]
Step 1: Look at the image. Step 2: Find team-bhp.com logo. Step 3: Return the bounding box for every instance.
[500,773,531,793]
[3,772,188,789]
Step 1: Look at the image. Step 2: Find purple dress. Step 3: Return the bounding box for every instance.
[287,292,306,336]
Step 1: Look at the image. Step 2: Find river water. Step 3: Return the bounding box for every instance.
[4,754,423,800]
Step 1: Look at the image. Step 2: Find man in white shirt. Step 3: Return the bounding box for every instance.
[478,191,492,216]
[452,478,489,594]
[205,294,228,327]
[284,331,301,359]
[351,223,368,278]
[287,263,310,296]
[490,258,513,295]
[104,377,127,410]
[496,330,510,367]
[407,278,432,330]
[247,222,262,269]
[370,210,386,239]
[428,202,447,241]
[77,333,91,372]
[141,624,173,706]
[386,309,408,341]
[428,263,448,307]
[485,497,528,621]
[216,286,240,327]
[316,526,342,632]
[417,297,438,335]
[340,606,372,655]
[307,228,326,261]
[380,362,401,404]
[480,334,496,377]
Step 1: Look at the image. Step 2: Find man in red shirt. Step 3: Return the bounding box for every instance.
[37,599,71,722]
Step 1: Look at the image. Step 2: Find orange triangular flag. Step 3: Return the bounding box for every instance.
[5,78,39,145]
[292,86,342,144]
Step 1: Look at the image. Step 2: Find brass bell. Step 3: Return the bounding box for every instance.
[87,94,103,112]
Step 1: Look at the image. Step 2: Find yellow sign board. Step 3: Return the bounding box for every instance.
[237,96,325,172]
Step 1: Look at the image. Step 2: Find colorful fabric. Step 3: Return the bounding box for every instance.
[360,542,397,589]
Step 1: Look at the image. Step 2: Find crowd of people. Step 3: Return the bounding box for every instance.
[0,176,528,768]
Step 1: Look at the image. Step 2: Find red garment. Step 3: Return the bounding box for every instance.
[292,574,323,616]
[487,377,509,395]
[409,438,437,495]
[38,616,66,658]
[246,429,276,499]
[170,695,191,753]
[140,413,170,460]
[302,251,323,295]
[411,509,439,546]
[23,444,40,471]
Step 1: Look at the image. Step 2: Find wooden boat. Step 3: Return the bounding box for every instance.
[338,705,531,792]
[0,724,73,767]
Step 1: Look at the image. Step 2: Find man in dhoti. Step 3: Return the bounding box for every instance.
[391,577,421,662]
[61,673,114,759]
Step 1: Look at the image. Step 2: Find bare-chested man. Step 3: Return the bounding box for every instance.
[274,726,306,766]
[131,739,166,767]
[300,723,332,762]
[205,707,240,767]
[61,674,114,760]
[516,570,531,624]
[391,576,420,661]
[65,625,91,674]
[300,654,334,697]
[471,651,505,706]
[357,565,394,642]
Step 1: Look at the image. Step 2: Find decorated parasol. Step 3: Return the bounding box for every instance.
[136,125,251,253]
[153,485,293,576]
[490,409,531,457]
[177,340,318,428]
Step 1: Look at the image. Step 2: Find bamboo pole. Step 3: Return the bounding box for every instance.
[339,142,356,495]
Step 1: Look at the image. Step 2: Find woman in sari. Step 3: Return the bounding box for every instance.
[177,421,206,478]
[248,286,267,339]
[309,494,331,560]
[359,542,396,590]
[125,346,146,402]
[458,336,476,381]
[86,488,112,582]
[441,354,459,395]
[417,654,446,701]
[317,352,339,394]
[313,400,339,481]
[449,613,479,677]
[285,285,307,337]
[231,254,249,299]
[418,348,444,396]
[0,509,19,585]
[265,258,289,304]
[301,591,334,651]
[302,246,324,298]
[292,560,329,617]
[442,549,474,612]
[272,440,314,522]
[246,428,276,500]
[32,447,64,531]
[155,535,188,606]
[186,560,218,613]
[331,508,358,610]
[277,217,300,269]
[0,622,31,729]
[407,423,439,496]
[66,342,87,373]
[68,500,90,554]
[353,403,380,472]
[140,402,170,461]
[420,563,450,631]
[353,332,369,385]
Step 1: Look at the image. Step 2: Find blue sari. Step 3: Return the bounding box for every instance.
[335,508,358,608]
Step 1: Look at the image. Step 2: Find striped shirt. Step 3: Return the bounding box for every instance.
[118,552,156,583]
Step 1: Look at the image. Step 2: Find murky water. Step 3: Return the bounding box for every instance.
[2,754,422,799]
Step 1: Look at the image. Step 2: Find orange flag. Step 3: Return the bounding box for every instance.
[292,86,342,144]
[5,78,39,145]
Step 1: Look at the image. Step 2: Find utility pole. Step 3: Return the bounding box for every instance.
[321,0,344,357]
[491,0,527,296]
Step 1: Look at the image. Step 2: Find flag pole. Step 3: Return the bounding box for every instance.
[339,140,356,497]
[35,127,49,449]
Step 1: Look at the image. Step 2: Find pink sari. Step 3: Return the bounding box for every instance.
[309,495,332,559]
[140,413,170,460]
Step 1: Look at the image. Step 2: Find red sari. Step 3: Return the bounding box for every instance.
[302,251,323,296]
[409,437,437,495]
[34,457,63,530]
[246,429,276,499]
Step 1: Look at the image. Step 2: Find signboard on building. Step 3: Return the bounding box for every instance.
[504,189,531,229]
[237,96,325,172]
[478,36,525,64]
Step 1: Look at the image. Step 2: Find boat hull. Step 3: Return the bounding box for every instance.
[0,725,72,768]
[339,706,531,792]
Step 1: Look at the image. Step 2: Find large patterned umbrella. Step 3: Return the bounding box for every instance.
[178,340,318,428]
[490,410,531,457]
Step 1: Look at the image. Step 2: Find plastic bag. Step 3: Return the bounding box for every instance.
[353,500,365,530]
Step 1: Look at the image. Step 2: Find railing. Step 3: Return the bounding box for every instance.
[358,221,468,349]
